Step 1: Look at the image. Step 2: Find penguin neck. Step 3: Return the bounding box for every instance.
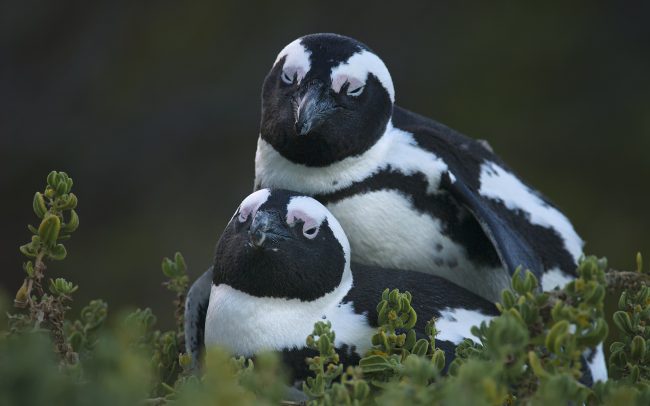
[255,119,401,194]
[204,263,354,356]
[256,118,450,197]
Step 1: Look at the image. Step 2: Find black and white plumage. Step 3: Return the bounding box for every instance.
[254,33,584,304]
[184,189,501,379]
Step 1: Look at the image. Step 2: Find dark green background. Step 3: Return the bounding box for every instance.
[2,1,648,327]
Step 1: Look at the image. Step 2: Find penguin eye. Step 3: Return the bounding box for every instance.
[281,70,295,85]
[347,85,365,96]
[333,75,365,96]
[238,206,254,223]
[287,207,322,239]
[237,209,249,223]
[303,225,319,239]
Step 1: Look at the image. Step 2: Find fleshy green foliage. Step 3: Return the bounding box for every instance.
[161,252,189,350]
[2,170,650,405]
[590,379,650,405]
[10,171,82,364]
[0,327,152,406]
[303,321,344,398]
[162,252,189,292]
[609,284,650,383]
[302,321,370,405]
[443,259,612,404]
[19,171,78,263]
[124,307,184,397]
[0,290,8,331]
[96,253,192,400]
[303,258,649,405]
[359,289,445,385]
[65,299,108,358]
[173,348,286,405]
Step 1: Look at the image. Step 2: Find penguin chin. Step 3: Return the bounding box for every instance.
[246,242,280,253]
[265,128,379,167]
[215,237,346,301]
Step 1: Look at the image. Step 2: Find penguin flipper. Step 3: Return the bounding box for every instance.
[184,266,214,371]
[444,176,545,281]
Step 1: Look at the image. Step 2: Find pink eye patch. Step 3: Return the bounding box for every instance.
[237,189,271,223]
[331,75,364,94]
[281,65,306,84]
[287,208,322,239]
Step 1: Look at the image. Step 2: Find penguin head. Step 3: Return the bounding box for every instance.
[213,189,352,301]
[260,33,394,166]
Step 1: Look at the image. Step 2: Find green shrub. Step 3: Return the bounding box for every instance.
[2,171,650,405]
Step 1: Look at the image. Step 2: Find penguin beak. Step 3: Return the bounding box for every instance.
[294,82,336,136]
[249,210,290,249]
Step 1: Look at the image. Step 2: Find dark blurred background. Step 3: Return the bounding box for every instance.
[1,1,648,327]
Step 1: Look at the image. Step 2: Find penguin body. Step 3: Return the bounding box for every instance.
[185,189,498,379]
[254,33,583,302]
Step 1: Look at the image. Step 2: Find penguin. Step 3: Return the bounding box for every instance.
[254,33,584,304]
[184,189,501,380]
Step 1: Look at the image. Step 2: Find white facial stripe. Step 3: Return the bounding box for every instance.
[478,162,583,261]
[274,39,311,84]
[286,196,351,269]
[330,50,395,102]
[236,188,271,222]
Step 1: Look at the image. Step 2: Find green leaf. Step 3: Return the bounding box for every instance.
[318,334,331,355]
[404,329,416,351]
[48,244,67,261]
[613,311,635,335]
[32,192,47,218]
[432,348,445,372]
[359,355,394,373]
[19,243,37,258]
[174,252,187,272]
[38,214,61,247]
[545,320,570,353]
[46,170,58,187]
[62,209,79,233]
[412,339,429,357]
[49,277,78,296]
[630,335,646,362]
[60,193,78,210]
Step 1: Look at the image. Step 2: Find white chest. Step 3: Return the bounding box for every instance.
[326,190,509,302]
[204,284,376,357]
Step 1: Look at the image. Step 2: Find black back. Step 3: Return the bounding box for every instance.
[345,263,500,332]
[392,106,578,274]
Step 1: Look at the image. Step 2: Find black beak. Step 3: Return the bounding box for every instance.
[249,210,290,248]
[294,82,337,136]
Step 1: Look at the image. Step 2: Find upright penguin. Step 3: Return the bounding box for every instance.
[254,33,584,302]
[184,189,501,379]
